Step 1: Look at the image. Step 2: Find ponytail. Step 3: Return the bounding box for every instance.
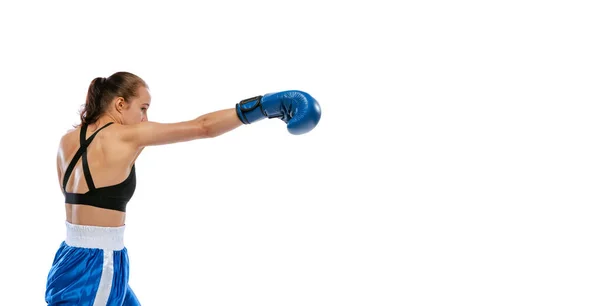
[81,77,107,125]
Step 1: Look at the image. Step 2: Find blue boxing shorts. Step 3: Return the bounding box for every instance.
[45,221,140,306]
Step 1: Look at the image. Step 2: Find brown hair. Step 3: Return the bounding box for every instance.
[80,71,148,124]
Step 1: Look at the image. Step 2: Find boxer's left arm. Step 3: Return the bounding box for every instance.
[119,89,321,148]
[119,108,243,148]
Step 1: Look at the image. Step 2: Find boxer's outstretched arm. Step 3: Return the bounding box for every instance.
[119,90,321,148]
[121,108,242,147]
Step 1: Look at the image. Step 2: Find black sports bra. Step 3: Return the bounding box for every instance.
[62,122,136,212]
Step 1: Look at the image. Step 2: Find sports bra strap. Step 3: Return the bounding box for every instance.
[62,122,114,191]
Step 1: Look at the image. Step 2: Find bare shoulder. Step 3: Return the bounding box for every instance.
[60,123,141,165]
[58,123,127,158]
[91,123,139,152]
[57,126,80,155]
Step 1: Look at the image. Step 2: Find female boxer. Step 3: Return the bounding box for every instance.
[45,71,321,305]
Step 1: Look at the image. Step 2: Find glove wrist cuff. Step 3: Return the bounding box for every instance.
[236,95,264,124]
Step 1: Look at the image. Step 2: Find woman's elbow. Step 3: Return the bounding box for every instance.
[195,117,217,139]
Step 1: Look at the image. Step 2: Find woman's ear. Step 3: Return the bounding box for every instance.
[114,97,127,113]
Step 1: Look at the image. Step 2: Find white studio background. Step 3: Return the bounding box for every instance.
[0,0,599,305]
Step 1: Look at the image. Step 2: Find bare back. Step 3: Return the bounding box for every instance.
[58,121,142,227]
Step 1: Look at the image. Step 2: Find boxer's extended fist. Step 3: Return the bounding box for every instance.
[236,90,321,135]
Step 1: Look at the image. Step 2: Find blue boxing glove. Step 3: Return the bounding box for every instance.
[235,90,321,135]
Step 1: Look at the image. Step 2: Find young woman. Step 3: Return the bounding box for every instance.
[45,71,321,305]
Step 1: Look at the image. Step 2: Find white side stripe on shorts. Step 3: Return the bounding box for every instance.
[93,249,114,306]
